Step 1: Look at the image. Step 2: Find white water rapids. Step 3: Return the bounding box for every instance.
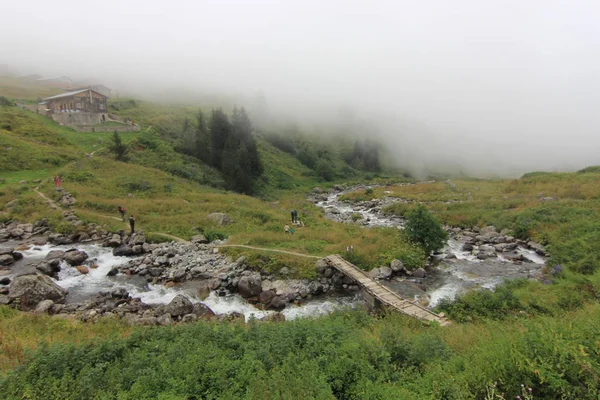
[13,244,360,321]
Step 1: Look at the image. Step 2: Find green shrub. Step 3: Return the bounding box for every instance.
[404,204,448,255]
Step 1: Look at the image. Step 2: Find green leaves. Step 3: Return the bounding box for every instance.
[404,204,448,255]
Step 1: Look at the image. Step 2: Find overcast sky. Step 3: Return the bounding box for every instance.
[2,0,599,175]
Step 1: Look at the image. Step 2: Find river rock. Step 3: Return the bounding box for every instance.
[0,247,14,256]
[412,268,426,278]
[75,265,89,275]
[63,250,89,266]
[259,290,276,304]
[113,245,134,257]
[261,313,286,322]
[8,274,68,310]
[130,234,146,246]
[462,243,474,251]
[163,294,193,317]
[157,313,174,326]
[0,254,14,266]
[268,295,287,310]
[45,250,65,261]
[315,258,329,274]
[107,268,119,276]
[192,302,216,319]
[172,268,187,282]
[181,313,198,323]
[390,259,405,273]
[369,267,392,280]
[34,299,54,314]
[323,267,334,278]
[107,234,121,247]
[35,261,61,277]
[196,281,211,300]
[191,234,209,244]
[0,277,10,285]
[0,294,9,305]
[206,213,232,226]
[237,274,262,298]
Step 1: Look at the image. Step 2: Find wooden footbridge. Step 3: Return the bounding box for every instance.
[325,255,451,326]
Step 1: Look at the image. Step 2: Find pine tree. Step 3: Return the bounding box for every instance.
[195,110,211,164]
[209,109,231,168]
[109,131,129,162]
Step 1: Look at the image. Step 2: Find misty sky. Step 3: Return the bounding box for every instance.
[2,0,599,175]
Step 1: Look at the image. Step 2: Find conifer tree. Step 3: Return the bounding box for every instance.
[109,130,129,162]
[209,109,231,168]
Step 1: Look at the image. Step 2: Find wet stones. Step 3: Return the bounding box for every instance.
[63,249,89,266]
[8,274,68,311]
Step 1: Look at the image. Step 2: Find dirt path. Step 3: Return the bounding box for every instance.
[216,244,321,259]
[33,188,61,210]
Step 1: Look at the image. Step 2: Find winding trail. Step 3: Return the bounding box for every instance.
[33,188,60,210]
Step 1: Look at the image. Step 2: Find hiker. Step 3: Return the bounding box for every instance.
[290,210,295,223]
[129,215,135,234]
[53,176,61,188]
[292,209,298,224]
[118,206,126,221]
[284,224,290,234]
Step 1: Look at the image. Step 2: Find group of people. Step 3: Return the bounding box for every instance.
[118,206,136,234]
[284,209,304,234]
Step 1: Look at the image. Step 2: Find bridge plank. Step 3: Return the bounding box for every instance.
[325,255,450,326]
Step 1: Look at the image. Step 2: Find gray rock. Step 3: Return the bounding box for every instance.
[8,274,68,310]
[35,261,61,277]
[191,234,209,244]
[106,268,119,276]
[0,295,9,305]
[259,290,276,304]
[279,267,290,276]
[237,274,262,298]
[163,294,193,317]
[206,213,232,226]
[157,314,174,326]
[132,245,143,254]
[479,245,495,253]
[107,234,121,247]
[369,267,392,280]
[63,250,89,266]
[9,228,24,238]
[462,243,474,251]
[315,259,329,274]
[412,268,426,278]
[0,247,14,256]
[261,313,286,322]
[268,295,287,310]
[45,250,65,261]
[181,313,198,323]
[192,302,216,319]
[113,245,134,257]
[131,234,146,246]
[34,299,54,314]
[323,267,334,278]
[390,259,405,273]
[0,254,14,266]
[172,268,187,282]
[134,317,157,326]
[477,251,496,260]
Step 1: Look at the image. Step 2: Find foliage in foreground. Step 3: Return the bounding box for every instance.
[1,307,599,400]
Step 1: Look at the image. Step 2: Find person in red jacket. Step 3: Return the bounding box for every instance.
[53,176,61,188]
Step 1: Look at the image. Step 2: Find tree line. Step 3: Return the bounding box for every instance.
[184,107,263,194]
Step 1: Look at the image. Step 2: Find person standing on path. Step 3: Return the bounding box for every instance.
[129,215,135,235]
[118,206,126,222]
[290,210,295,223]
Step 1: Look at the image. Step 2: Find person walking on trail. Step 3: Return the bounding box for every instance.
[129,215,135,235]
[118,206,126,222]
[54,176,61,189]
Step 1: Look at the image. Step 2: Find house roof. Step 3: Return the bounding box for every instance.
[42,89,107,101]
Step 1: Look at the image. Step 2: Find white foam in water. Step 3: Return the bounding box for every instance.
[17,243,359,321]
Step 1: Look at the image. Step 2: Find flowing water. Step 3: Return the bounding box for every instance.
[316,191,545,306]
[8,243,360,321]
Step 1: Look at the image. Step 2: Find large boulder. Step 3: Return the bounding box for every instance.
[113,245,134,257]
[258,290,276,304]
[35,260,61,277]
[0,247,14,256]
[206,213,232,226]
[63,250,89,266]
[237,274,262,298]
[8,274,68,310]
[107,234,121,247]
[163,294,194,317]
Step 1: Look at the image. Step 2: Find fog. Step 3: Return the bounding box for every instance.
[2,0,599,176]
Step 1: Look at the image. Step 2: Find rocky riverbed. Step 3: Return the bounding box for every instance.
[310,185,546,306]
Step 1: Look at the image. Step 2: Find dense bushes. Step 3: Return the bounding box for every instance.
[2,307,600,399]
[404,204,448,254]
